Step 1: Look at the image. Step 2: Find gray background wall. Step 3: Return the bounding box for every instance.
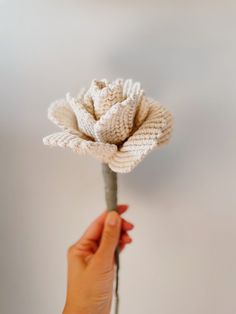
[1,1,236,313]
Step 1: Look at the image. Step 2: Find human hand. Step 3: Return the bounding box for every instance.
[63,204,134,314]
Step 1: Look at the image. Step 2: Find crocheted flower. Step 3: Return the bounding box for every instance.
[43,79,173,173]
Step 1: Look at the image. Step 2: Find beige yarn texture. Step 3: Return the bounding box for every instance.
[43,79,173,173]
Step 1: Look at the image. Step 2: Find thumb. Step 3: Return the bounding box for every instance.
[95,211,121,266]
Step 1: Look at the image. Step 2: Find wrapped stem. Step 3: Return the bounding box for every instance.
[102,163,120,314]
[102,163,117,210]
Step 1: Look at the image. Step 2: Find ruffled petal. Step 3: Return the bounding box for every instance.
[88,79,124,119]
[48,98,80,135]
[66,94,96,139]
[73,139,117,163]
[94,97,138,144]
[133,96,150,130]
[157,107,173,146]
[108,103,173,173]
[122,79,143,100]
[43,132,117,163]
[77,88,94,115]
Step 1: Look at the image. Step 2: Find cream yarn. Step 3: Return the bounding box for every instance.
[43,79,173,173]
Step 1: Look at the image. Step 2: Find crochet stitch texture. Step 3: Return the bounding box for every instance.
[43,79,173,173]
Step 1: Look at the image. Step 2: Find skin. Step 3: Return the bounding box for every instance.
[63,204,134,314]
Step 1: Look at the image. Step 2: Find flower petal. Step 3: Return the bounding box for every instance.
[157,108,173,146]
[73,140,117,163]
[48,98,80,135]
[43,132,117,163]
[133,96,151,130]
[94,97,138,144]
[123,79,143,100]
[108,103,173,173]
[89,80,124,119]
[66,93,96,139]
[77,88,94,115]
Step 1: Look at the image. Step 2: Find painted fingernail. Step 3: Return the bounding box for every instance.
[119,204,128,209]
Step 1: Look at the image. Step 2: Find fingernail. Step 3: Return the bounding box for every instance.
[107,212,119,226]
[119,204,128,209]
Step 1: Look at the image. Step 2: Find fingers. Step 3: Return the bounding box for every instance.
[119,231,132,253]
[117,204,129,215]
[72,205,133,263]
[78,204,129,244]
[95,211,121,267]
[120,232,132,244]
[119,218,133,252]
[122,219,134,232]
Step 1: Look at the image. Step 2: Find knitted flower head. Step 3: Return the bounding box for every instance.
[43,79,173,173]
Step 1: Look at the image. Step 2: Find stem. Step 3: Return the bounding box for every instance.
[102,163,120,314]
[102,163,117,211]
